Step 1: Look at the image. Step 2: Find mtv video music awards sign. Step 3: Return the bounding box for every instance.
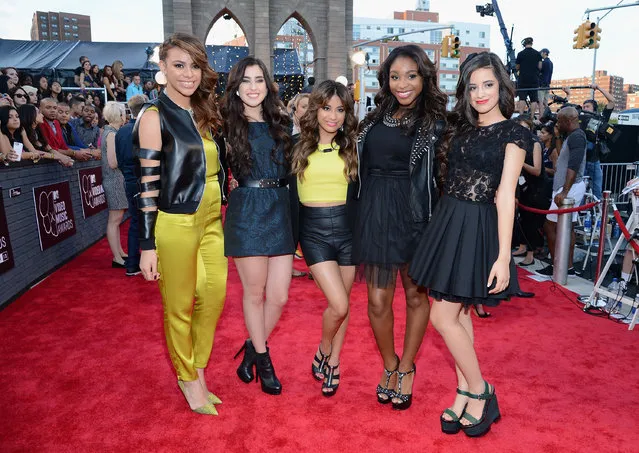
[33,182,77,251]
[78,167,107,218]
[0,189,15,273]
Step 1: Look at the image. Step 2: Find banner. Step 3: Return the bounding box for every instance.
[0,189,15,274]
[78,167,107,218]
[33,181,77,251]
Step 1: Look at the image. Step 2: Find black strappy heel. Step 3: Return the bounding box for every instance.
[460,382,501,437]
[322,363,340,397]
[311,346,331,381]
[392,363,416,411]
[376,355,399,404]
[440,388,471,434]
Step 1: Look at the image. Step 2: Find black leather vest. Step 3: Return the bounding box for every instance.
[133,92,228,213]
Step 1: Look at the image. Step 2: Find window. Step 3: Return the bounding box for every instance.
[366,25,371,29]
[42,31,48,36]
[41,23,47,28]
[466,30,470,34]
[479,31,486,38]
[479,43,485,48]
[376,26,381,30]
[52,31,58,36]
[465,41,470,46]
[51,15,57,20]
[64,24,70,29]
[399,28,405,33]
[441,62,446,68]
[64,17,70,23]
[72,25,78,30]
[387,28,394,33]
[40,15,47,21]
[73,33,79,38]
[72,17,77,22]
[52,23,58,28]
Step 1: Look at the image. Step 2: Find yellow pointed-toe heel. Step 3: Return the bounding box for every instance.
[208,393,222,405]
[177,380,219,416]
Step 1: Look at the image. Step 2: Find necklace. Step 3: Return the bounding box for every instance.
[383,111,416,128]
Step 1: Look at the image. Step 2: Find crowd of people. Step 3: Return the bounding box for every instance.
[3,31,636,436]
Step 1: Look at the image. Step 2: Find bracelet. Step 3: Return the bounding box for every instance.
[72,150,76,158]
[50,151,55,159]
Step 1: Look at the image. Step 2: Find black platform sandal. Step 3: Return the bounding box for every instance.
[440,388,471,434]
[322,363,340,397]
[376,355,399,404]
[392,363,416,411]
[460,382,501,437]
[311,346,331,382]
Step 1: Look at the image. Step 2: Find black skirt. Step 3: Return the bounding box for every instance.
[409,195,519,306]
[353,170,424,288]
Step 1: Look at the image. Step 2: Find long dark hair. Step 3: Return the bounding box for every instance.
[17,104,47,149]
[363,44,447,133]
[0,105,22,145]
[292,80,358,182]
[437,52,515,184]
[159,33,222,136]
[222,56,292,176]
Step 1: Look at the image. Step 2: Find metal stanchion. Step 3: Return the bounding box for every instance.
[553,197,575,285]
[594,191,611,283]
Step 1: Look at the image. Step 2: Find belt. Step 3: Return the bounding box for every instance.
[237,178,288,189]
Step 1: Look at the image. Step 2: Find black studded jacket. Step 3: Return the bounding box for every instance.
[356,117,445,223]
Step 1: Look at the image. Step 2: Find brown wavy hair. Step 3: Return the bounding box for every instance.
[292,80,358,182]
[222,57,292,177]
[437,52,515,185]
[159,33,222,136]
[362,44,447,134]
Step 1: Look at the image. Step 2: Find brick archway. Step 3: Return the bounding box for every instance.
[162,0,353,82]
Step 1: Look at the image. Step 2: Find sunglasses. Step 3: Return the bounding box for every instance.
[14,93,26,99]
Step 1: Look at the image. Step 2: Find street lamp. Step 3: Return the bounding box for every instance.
[351,50,368,120]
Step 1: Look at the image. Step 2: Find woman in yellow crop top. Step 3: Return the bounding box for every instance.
[291,80,358,396]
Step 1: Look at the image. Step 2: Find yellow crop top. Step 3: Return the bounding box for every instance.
[297,144,348,204]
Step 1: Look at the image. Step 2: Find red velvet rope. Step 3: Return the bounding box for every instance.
[612,207,639,254]
[517,200,600,215]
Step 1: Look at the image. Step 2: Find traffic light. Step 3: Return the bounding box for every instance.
[441,35,450,58]
[589,24,602,49]
[572,23,584,49]
[582,21,597,48]
[450,36,461,58]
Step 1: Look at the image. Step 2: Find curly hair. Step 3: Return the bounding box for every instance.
[222,57,292,177]
[437,52,515,185]
[362,44,447,135]
[292,80,358,182]
[159,33,222,137]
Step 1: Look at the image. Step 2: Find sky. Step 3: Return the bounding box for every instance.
[1,0,637,83]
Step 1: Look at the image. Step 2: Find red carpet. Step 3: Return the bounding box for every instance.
[1,225,638,453]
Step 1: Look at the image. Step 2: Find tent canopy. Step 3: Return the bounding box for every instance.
[0,39,302,75]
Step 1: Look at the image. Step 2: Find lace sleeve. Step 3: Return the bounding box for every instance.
[507,123,534,155]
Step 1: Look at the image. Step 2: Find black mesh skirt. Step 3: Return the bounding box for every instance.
[353,171,424,288]
[409,195,519,306]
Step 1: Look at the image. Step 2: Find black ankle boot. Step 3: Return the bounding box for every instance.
[234,339,256,384]
[255,349,282,395]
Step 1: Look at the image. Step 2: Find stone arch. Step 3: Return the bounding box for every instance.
[204,8,250,49]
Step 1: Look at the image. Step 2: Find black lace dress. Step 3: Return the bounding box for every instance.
[409,120,533,305]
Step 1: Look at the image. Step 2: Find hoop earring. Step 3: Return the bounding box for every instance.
[154,72,167,85]
[236,90,240,96]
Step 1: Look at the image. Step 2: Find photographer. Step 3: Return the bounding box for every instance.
[564,84,615,200]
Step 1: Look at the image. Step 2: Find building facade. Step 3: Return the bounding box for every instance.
[553,70,625,111]
[30,11,91,42]
[162,0,352,83]
[352,6,490,108]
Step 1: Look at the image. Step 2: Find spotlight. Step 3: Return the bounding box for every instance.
[223,13,232,20]
[475,3,494,17]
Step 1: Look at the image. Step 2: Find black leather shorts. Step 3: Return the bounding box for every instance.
[299,205,353,267]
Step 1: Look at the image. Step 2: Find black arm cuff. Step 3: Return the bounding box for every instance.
[139,210,158,250]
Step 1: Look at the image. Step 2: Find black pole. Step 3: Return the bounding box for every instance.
[491,0,518,81]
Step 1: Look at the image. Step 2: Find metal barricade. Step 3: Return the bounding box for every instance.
[601,162,638,207]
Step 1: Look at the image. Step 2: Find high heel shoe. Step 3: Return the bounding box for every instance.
[208,393,222,405]
[234,339,257,383]
[322,363,340,397]
[472,306,491,318]
[460,381,501,437]
[177,380,218,416]
[440,388,471,434]
[311,345,331,381]
[376,355,399,404]
[255,349,282,395]
[392,363,416,411]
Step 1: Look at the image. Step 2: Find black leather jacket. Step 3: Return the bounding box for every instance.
[356,117,445,223]
[133,92,228,250]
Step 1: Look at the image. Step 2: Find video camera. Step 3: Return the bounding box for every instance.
[539,100,620,145]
